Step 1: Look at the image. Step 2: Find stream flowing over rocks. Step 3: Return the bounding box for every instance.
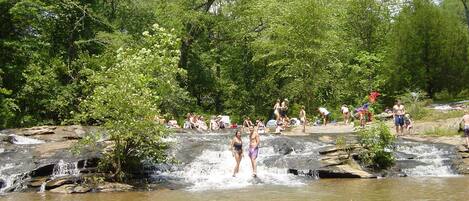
[0,126,465,194]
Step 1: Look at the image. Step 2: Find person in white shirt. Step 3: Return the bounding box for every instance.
[340,104,350,125]
[318,107,330,126]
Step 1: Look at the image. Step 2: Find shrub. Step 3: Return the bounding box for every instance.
[357,122,396,169]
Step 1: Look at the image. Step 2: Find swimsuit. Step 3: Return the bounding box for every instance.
[395,115,404,126]
[248,146,259,159]
[233,142,242,153]
[465,125,469,137]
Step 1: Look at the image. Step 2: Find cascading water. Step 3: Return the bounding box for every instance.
[7,134,44,145]
[156,133,461,191]
[52,160,81,178]
[0,164,29,194]
[160,134,327,191]
[395,140,457,177]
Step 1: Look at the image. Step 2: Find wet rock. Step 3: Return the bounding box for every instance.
[271,137,302,155]
[28,177,48,187]
[46,176,76,188]
[96,182,133,192]
[31,164,55,177]
[49,184,90,194]
[20,126,56,136]
[316,164,374,178]
[318,135,334,143]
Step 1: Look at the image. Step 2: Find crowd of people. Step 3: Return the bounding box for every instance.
[172,96,469,179]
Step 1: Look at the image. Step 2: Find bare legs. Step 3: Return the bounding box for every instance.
[250,156,257,177]
[466,135,469,149]
[343,113,350,125]
[233,153,242,177]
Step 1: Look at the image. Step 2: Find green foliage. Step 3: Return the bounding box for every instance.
[387,0,469,97]
[1,0,469,130]
[357,122,396,169]
[398,90,431,120]
[77,24,184,180]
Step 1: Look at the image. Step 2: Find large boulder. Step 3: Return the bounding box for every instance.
[316,164,375,178]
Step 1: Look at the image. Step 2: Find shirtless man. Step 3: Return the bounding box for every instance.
[393,100,405,136]
[248,126,260,177]
[461,111,469,148]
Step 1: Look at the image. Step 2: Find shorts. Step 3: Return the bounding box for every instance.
[465,125,469,137]
[394,115,404,126]
[248,146,259,159]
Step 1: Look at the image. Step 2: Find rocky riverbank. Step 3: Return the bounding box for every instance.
[0,125,136,194]
[1,123,467,194]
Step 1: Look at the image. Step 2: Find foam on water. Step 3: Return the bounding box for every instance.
[8,134,44,145]
[396,142,457,177]
[167,136,304,191]
[0,164,29,194]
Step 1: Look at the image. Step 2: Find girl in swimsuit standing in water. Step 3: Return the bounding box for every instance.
[248,126,260,177]
[230,130,243,177]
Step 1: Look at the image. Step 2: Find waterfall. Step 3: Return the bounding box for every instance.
[395,141,457,177]
[8,134,44,145]
[0,164,29,194]
[160,134,326,191]
[52,160,81,178]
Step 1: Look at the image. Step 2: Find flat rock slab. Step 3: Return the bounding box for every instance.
[96,182,133,192]
[50,184,90,194]
[20,126,57,136]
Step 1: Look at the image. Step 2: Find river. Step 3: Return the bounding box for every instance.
[1,177,468,201]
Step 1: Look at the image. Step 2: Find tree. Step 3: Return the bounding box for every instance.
[78,24,187,180]
[387,0,469,97]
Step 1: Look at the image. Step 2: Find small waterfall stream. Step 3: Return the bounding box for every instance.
[157,133,459,191]
[0,132,461,194]
[395,140,457,177]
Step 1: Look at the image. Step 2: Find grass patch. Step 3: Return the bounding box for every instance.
[420,110,464,121]
[421,127,461,137]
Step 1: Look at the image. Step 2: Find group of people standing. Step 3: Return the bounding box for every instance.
[273,99,290,129]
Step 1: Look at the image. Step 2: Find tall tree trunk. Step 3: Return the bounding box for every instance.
[462,0,469,31]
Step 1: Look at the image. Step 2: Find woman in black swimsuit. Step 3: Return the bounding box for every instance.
[230,130,243,177]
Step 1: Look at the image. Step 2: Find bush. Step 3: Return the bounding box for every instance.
[357,122,396,169]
